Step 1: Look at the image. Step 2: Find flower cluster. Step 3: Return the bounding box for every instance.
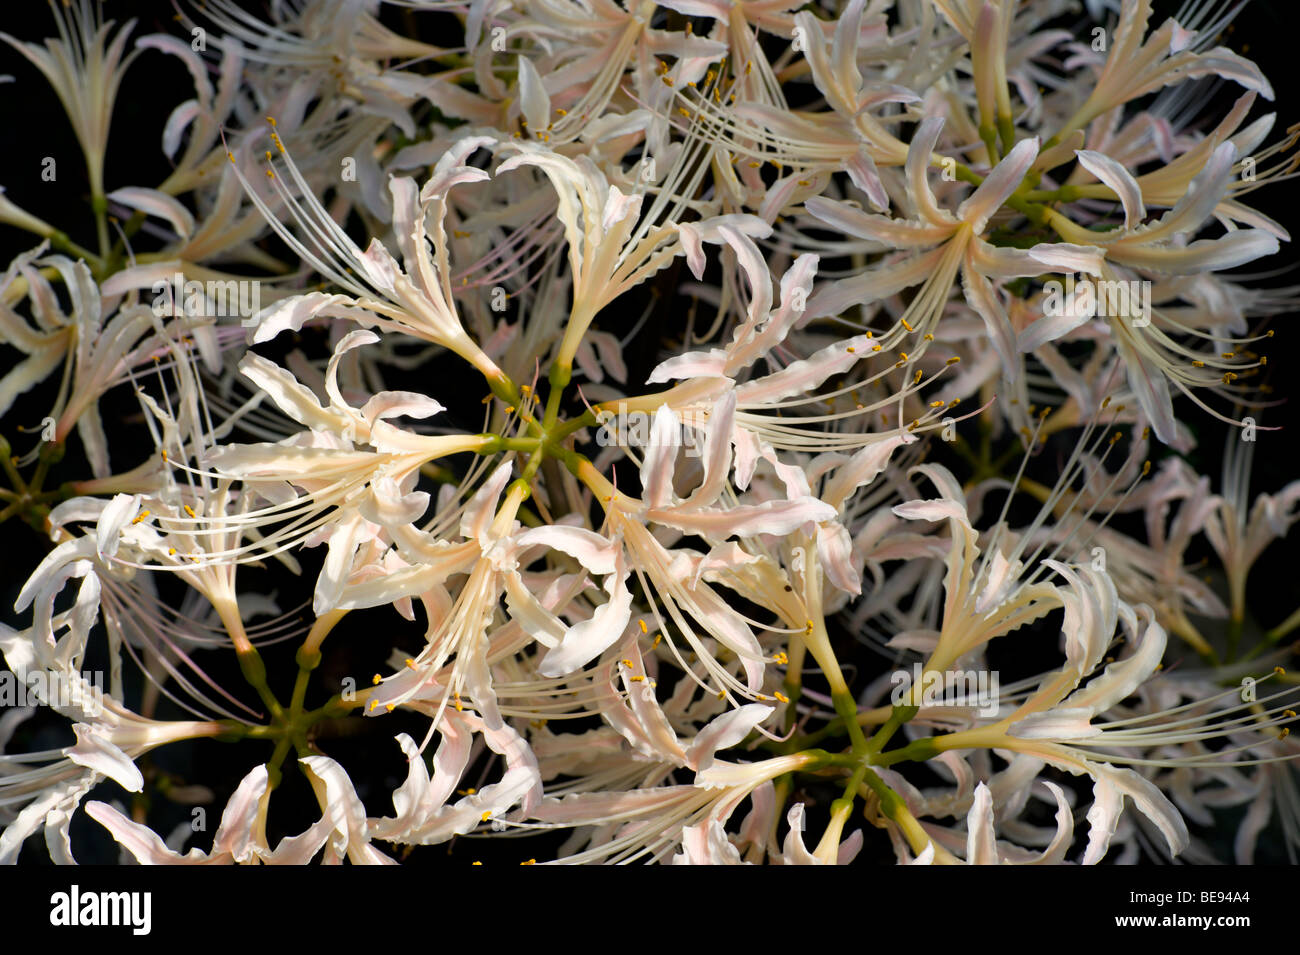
[0,0,1298,865]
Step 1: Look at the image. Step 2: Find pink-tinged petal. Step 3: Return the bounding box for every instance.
[1066,606,1166,714]
[907,841,936,865]
[781,804,821,865]
[966,782,999,864]
[682,390,736,508]
[1079,761,1188,865]
[958,137,1040,233]
[832,0,866,98]
[736,333,874,404]
[893,499,966,524]
[360,391,445,426]
[238,352,338,430]
[805,196,953,247]
[602,185,642,233]
[677,222,708,280]
[516,56,550,134]
[1115,335,1177,445]
[460,461,514,541]
[1025,242,1106,276]
[419,135,495,202]
[261,816,332,864]
[805,249,945,319]
[655,0,729,16]
[906,116,948,226]
[846,146,889,211]
[247,292,371,344]
[538,556,632,677]
[1007,708,1100,740]
[717,225,773,324]
[107,187,195,240]
[1027,782,1075,865]
[684,704,773,772]
[652,498,837,539]
[67,724,144,792]
[646,348,727,384]
[817,522,860,595]
[639,405,681,509]
[96,493,140,561]
[85,801,207,864]
[503,572,568,648]
[675,820,745,864]
[300,755,396,865]
[516,525,620,575]
[211,764,270,863]
[1075,150,1146,231]
[822,433,916,508]
[1017,308,1094,353]
[961,267,1019,383]
[1112,230,1278,275]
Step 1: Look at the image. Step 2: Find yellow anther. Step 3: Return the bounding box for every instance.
[1192,360,1205,367]
[131,510,151,524]
[652,634,662,648]
[1281,728,1291,740]
[265,150,273,161]
[521,859,536,865]
[372,673,382,685]
[638,619,648,633]
[774,691,790,703]
[161,449,168,461]
[773,652,788,665]
[621,658,634,668]
[846,346,855,353]
[481,811,492,822]
[405,658,416,670]
[167,547,176,556]
[183,504,197,518]
[472,861,482,865]
[946,356,960,365]
[266,116,276,126]
[872,344,882,352]
[901,319,913,331]
[369,700,378,711]
[266,169,274,179]
[385,703,395,712]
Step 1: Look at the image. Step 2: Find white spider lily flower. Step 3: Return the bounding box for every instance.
[367,717,542,846]
[530,751,815,864]
[234,135,505,380]
[495,145,683,369]
[906,780,1074,865]
[806,120,1104,382]
[0,0,139,216]
[1051,0,1271,147]
[83,764,333,865]
[890,463,1064,678]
